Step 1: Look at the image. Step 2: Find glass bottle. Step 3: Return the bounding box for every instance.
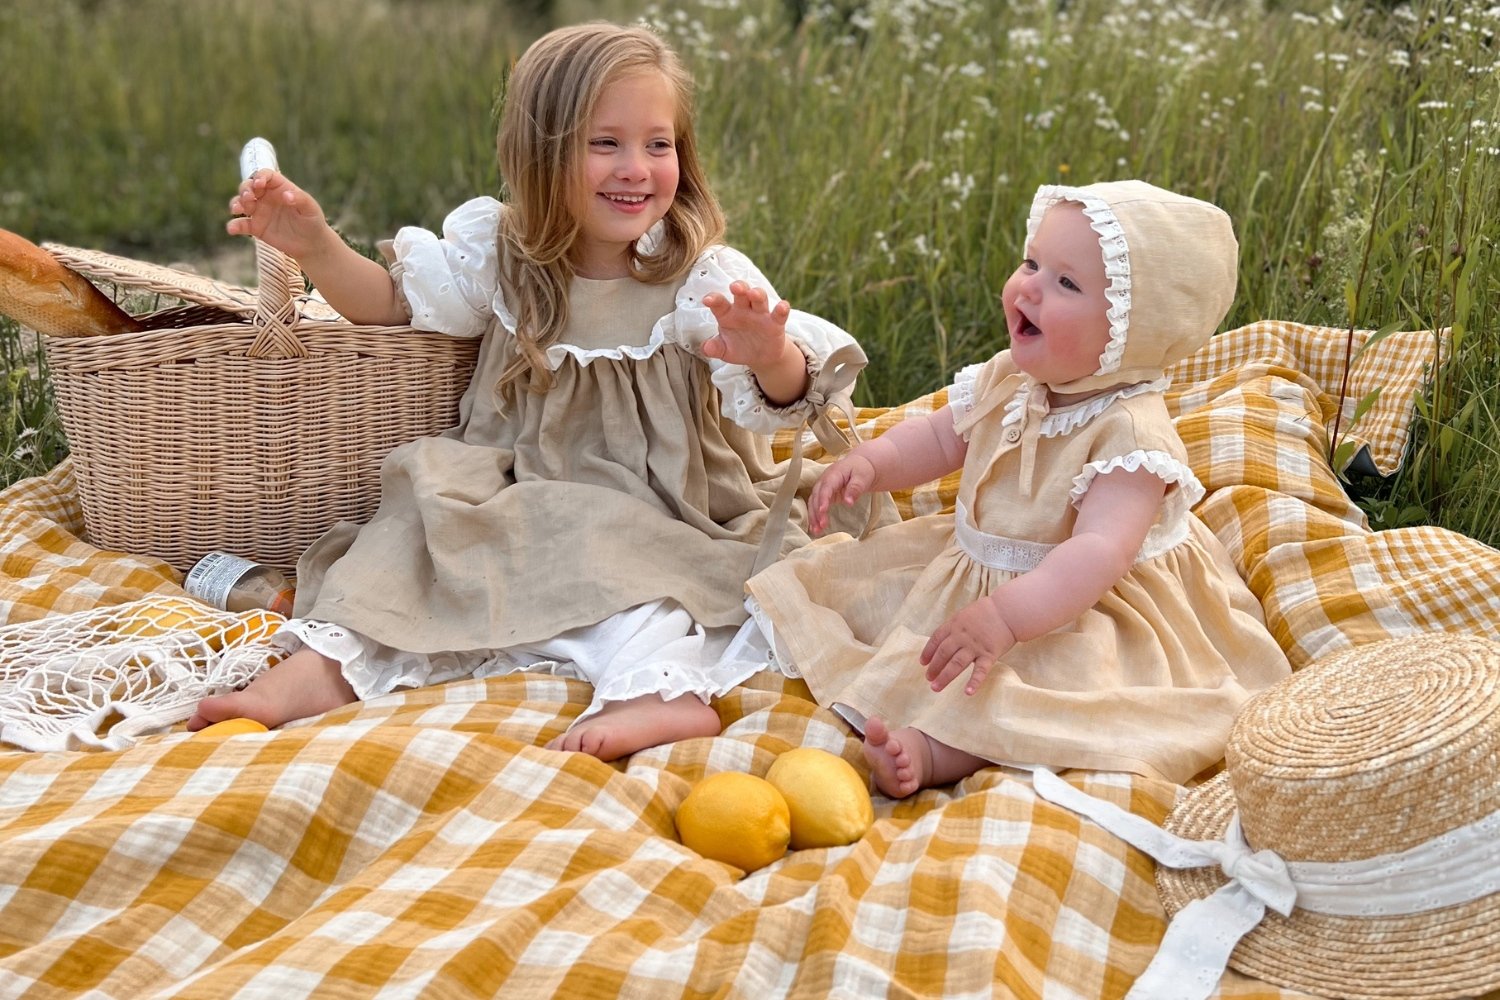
[185,551,296,616]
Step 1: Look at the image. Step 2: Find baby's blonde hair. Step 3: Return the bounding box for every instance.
[495,21,725,397]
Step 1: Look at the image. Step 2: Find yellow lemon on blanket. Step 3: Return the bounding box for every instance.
[193,718,269,738]
[765,748,874,849]
[675,772,791,873]
[214,609,286,650]
[114,597,213,638]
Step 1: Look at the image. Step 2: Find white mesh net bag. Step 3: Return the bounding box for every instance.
[0,595,285,751]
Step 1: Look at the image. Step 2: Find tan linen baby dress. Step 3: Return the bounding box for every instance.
[746,181,1292,783]
[291,197,885,661]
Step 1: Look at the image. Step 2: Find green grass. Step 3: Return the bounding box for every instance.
[2,0,1497,545]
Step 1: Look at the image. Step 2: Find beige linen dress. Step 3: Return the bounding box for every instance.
[746,181,1292,783]
[281,197,883,717]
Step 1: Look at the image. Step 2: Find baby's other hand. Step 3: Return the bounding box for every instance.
[808,452,876,536]
[226,170,330,260]
[701,280,791,368]
[921,598,1015,696]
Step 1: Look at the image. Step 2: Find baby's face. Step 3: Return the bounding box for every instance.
[1001,202,1114,388]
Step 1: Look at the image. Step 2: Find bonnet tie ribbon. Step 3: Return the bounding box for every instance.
[751,342,867,577]
[1028,767,1500,1000]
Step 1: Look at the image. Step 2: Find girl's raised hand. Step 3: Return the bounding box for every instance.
[700,280,791,368]
[227,170,332,261]
[921,597,1016,696]
[808,452,876,536]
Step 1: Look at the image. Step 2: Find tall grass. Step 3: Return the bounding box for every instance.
[1,0,1497,545]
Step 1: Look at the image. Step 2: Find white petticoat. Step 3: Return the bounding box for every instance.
[275,599,770,726]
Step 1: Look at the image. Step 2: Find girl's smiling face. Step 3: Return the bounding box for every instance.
[1001,202,1115,392]
[571,69,681,278]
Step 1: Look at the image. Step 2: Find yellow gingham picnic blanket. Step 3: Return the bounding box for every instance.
[0,321,1495,999]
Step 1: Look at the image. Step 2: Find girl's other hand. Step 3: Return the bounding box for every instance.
[700,280,791,368]
[921,598,1016,696]
[808,453,876,536]
[226,170,332,261]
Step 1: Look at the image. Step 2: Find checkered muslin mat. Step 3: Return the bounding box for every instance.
[0,320,1495,999]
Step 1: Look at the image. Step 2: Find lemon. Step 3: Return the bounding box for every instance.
[193,718,269,738]
[114,597,213,638]
[215,609,285,650]
[675,772,791,873]
[765,748,875,849]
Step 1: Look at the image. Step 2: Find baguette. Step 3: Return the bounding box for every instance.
[0,227,144,337]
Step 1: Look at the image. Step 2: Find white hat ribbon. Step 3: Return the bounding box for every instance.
[1029,767,1500,1000]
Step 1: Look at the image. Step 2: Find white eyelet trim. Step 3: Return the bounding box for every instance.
[949,362,985,418]
[1069,449,1203,561]
[1027,185,1132,376]
[1000,378,1170,437]
[955,500,1057,572]
[1069,449,1205,509]
[541,325,669,368]
[1044,378,1170,435]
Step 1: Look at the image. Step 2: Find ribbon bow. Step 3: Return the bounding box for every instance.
[751,342,867,576]
[1030,768,1297,1000]
[976,376,1050,496]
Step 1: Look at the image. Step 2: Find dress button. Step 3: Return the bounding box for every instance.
[1003,427,1022,443]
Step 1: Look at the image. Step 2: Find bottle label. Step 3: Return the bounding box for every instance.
[184,551,258,611]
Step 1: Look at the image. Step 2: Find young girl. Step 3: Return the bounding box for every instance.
[187,22,885,760]
[745,180,1292,796]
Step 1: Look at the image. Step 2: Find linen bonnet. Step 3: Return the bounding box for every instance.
[1025,180,1238,395]
[1034,631,1500,1000]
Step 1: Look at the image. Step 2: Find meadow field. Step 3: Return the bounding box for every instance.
[1,0,1496,545]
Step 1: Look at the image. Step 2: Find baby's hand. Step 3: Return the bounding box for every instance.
[921,598,1016,696]
[227,170,331,261]
[700,280,791,369]
[809,452,876,536]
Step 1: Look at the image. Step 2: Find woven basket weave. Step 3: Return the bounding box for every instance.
[40,239,481,576]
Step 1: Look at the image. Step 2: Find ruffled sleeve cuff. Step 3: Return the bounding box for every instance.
[1068,449,1206,561]
[948,362,986,427]
[675,246,859,433]
[389,196,504,339]
[1068,449,1205,509]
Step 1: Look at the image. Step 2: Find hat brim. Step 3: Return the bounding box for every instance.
[1156,772,1500,1000]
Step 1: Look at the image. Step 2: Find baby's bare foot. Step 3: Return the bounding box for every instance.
[186,647,355,731]
[545,693,720,762]
[862,716,930,798]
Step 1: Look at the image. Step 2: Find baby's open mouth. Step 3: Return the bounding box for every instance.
[1015,316,1042,339]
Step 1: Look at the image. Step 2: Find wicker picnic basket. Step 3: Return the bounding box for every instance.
[40,238,481,576]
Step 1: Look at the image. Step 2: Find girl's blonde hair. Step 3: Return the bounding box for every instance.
[495,22,725,397]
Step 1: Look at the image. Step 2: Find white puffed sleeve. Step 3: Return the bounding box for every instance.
[669,245,859,434]
[388,196,505,339]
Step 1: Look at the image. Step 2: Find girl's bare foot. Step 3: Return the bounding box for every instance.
[862,716,992,798]
[545,692,720,761]
[186,646,356,731]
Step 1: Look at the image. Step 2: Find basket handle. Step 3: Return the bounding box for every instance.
[239,138,310,360]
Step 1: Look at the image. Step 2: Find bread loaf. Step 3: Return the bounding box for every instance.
[0,228,144,337]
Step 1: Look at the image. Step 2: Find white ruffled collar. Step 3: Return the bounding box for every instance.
[1000,377,1170,437]
[491,232,723,371]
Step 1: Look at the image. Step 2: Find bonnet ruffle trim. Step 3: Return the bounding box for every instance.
[1027,184,1132,377]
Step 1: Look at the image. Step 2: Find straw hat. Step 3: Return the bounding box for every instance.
[1156,632,1500,999]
